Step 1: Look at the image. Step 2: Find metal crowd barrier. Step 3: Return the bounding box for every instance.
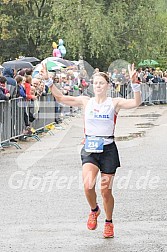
[1,82,165,149]
[109,82,167,104]
[0,100,11,144]
[11,98,25,139]
[145,82,166,104]
[0,95,57,149]
[32,94,55,129]
[59,89,80,117]
[0,98,24,148]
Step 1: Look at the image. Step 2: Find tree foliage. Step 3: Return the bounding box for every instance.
[0,0,167,69]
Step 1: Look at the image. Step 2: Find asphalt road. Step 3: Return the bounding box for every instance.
[0,105,167,252]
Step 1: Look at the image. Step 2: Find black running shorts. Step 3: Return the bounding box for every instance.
[81,142,120,174]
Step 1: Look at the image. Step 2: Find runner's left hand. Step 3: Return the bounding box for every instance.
[128,63,138,83]
[40,63,49,80]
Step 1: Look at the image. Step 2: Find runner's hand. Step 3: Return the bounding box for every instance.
[40,63,53,87]
[128,63,138,83]
[40,63,49,80]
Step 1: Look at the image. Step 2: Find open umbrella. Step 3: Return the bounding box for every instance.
[138,59,159,66]
[42,58,66,71]
[2,60,33,70]
[56,58,75,67]
[46,57,75,67]
[32,59,66,77]
[18,57,40,63]
[46,61,66,71]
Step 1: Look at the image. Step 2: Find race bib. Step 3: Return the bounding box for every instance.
[85,136,104,153]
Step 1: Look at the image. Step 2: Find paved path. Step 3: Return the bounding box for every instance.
[0,105,167,252]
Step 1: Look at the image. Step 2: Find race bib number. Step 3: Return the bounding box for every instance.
[85,136,104,153]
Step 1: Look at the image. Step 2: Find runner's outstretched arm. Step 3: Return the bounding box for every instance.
[114,63,142,111]
[40,63,89,107]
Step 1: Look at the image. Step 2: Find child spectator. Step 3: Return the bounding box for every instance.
[15,75,26,98]
[24,75,37,101]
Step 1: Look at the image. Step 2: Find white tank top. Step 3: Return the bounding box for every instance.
[84,97,117,145]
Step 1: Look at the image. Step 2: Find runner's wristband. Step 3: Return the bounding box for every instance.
[44,78,53,87]
[131,83,141,92]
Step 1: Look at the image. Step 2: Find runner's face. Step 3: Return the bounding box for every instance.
[93,75,108,95]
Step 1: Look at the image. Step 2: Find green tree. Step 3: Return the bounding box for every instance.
[0,0,55,62]
[1,0,167,70]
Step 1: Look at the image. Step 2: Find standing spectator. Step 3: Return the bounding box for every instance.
[119,68,129,98]
[38,81,47,96]
[93,68,100,74]
[0,76,10,101]
[32,77,41,96]
[162,72,167,82]
[23,75,37,132]
[15,75,25,98]
[111,68,118,80]
[2,67,17,98]
[24,75,36,101]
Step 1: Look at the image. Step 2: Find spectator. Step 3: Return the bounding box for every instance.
[22,75,37,132]
[24,75,36,100]
[18,69,26,76]
[32,77,41,96]
[38,81,47,96]
[0,76,10,101]
[93,68,99,74]
[25,68,33,76]
[162,72,167,83]
[111,68,118,79]
[15,75,25,98]
[2,67,17,98]
[30,86,36,96]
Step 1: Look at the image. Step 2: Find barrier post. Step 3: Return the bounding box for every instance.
[0,122,3,149]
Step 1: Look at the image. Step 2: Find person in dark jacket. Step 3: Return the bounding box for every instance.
[15,75,26,98]
[0,76,10,101]
[2,67,17,98]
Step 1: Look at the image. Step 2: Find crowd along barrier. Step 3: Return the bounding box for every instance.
[32,94,55,130]
[0,98,24,148]
[0,94,56,149]
[109,82,167,104]
[0,100,11,144]
[0,91,81,149]
[59,89,80,117]
[1,82,166,149]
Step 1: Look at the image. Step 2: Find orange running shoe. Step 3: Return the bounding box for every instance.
[103,222,114,238]
[87,208,101,230]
